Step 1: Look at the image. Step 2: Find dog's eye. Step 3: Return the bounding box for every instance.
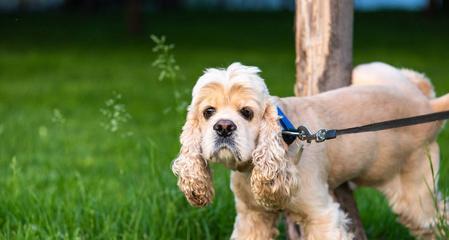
[203,107,216,120]
[239,107,254,121]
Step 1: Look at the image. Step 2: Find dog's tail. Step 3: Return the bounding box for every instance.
[399,68,449,112]
[400,68,436,99]
[431,93,449,112]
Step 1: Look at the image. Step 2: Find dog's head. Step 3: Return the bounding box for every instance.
[192,63,270,170]
[172,63,296,209]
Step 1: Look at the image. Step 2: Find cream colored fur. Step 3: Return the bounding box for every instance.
[172,62,449,239]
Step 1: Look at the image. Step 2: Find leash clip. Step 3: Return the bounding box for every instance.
[315,129,328,142]
[282,126,337,143]
[298,126,327,143]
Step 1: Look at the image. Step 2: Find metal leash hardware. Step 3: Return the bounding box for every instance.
[282,126,337,143]
[279,109,449,145]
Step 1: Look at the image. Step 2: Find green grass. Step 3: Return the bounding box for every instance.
[0,10,448,239]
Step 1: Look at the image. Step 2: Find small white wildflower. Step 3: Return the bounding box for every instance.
[176,101,188,114]
[38,126,48,138]
[10,156,17,171]
[162,107,172,115]
[51,108,66,124]
[28,224,38,232]
[121,131,134,138]
[151,35,180,82]
[100,92,132,134]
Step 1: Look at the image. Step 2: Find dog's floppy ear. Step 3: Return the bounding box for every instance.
[250,102,297,209]
[171,106,214,207]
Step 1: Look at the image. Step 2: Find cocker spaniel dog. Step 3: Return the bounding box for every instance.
[172,62,449,239]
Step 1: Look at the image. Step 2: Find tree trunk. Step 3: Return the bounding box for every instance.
[64,0,97,13]
[294,0,352,96]
[157,0,180,10]
[333,183,367,240]
[18,0,27,12]
[426,0,439,15]
[443,0,449,14]
[126,0,143,34]
[288,1,367,239]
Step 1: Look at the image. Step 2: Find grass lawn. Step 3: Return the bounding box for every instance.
[0,10,448,239]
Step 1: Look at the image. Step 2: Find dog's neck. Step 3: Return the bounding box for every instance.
[234,161,253,172]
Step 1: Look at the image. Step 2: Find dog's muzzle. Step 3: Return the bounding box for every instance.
[213,119,237,137]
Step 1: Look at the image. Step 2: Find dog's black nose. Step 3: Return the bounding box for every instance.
[213,119,237,137]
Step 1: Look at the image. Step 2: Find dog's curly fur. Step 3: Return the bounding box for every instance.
[250,102,298,209]
[172,62,449,239]
[172,107,214,207]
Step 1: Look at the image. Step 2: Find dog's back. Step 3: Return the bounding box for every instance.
[353,61,449,113]
[352,62,434,97]
[282,62,449,187]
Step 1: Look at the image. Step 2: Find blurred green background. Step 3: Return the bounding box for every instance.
[0,1,449,239]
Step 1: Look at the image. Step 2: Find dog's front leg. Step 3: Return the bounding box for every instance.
[230,172,280,240]
[231,203,279,240]
[290,188,353,240]
[289,154,354,240]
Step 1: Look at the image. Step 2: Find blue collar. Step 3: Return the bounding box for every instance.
[276,107,297,145]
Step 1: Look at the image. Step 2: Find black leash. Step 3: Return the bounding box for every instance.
[281,110,449,144]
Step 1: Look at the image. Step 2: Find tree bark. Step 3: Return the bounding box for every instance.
[333,183,367,240]
[288,1,367,239]
[18,0,28,12]
[63,0,97,13]
[156,0,180,10]
[126,0,143,34]
[294,0,352,96]
[426,0,439,15]
[443,0,449,14]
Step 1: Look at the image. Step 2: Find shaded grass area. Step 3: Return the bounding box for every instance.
[0,10,448,239]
